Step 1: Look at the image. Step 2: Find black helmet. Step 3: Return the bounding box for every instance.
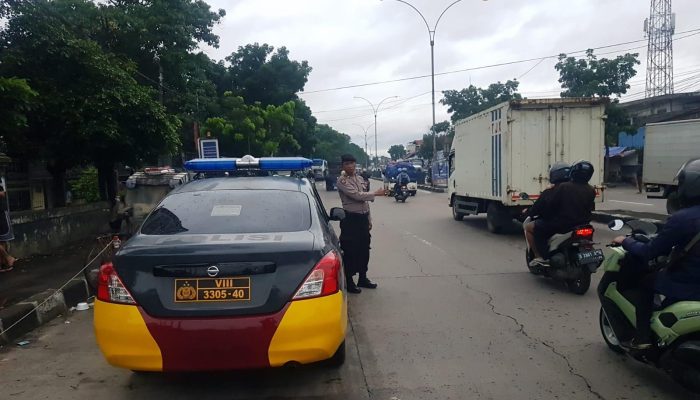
[675,158,700,205]
[570,161,594,183]
[549,162,571,184]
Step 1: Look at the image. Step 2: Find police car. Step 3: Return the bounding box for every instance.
[94,156,348,372]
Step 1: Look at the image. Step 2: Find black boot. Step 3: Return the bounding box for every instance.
[346,276,362,294]
[357,274,377,289]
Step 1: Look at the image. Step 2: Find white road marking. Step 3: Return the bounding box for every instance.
[608,200,655,207]
[418,190,433,194]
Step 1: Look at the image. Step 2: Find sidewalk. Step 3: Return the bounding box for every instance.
[0,239,93,344]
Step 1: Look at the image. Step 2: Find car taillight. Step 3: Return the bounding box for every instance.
[293,251,341,300]
[96,262,137,305]
[574,227,594,238]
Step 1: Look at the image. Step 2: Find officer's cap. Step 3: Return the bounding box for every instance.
[341,154,356,163]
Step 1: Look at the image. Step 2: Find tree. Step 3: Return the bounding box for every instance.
[0,77,38,141]
[226,43,312,106]
[555,49,641,145]
[313,124,368,164]
[441,80,522,123]
[0,0,180,202]
[418,121,453,160]
[555,49,640,97]
[555,49,641,181]
[388,145,406,160]
[202,93,297,157]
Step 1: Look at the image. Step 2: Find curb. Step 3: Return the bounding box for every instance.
[0,278,91,345]
[417,184,446,193]
[591,211,665,227]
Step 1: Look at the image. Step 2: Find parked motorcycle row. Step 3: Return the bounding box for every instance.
[521,218,700,393]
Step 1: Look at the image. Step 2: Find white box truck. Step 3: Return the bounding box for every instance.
[643,118,700,213]
[448,98,606,233]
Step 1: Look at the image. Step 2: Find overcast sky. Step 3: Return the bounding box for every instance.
[201,0,700,157]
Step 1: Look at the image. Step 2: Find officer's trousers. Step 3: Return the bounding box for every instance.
[339,212,371,277]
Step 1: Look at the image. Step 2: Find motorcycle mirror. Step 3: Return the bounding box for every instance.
[608,219,625,231]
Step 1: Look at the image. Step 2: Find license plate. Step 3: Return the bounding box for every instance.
[577,250,604,264]
[174,277,251,303]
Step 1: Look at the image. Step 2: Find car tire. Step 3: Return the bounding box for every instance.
[327,341,346,367]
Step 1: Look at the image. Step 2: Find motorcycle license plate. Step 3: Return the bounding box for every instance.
[577,249,604,265]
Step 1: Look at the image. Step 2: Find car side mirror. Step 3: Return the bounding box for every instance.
[329,207,346,221]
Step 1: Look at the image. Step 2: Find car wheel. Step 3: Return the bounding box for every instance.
[326,341,346,367]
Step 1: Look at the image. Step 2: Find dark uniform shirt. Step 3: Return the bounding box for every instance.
[623,205,700,300]
[546,181,596,231]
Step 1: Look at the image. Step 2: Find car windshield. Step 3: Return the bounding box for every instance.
[141,190,311,235]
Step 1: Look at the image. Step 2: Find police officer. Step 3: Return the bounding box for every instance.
[337,154,386,293]
[613,158,700,349]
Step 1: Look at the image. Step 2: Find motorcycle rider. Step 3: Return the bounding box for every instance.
[612,158,700,349]
[524,161,571,263]
[528,161,596,267]
[394,168,410,197]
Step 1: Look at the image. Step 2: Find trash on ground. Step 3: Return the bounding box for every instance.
[16,340,30,346]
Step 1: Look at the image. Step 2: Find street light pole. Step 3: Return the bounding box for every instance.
[353,123,375,169]
[383,0,484,184]
[354,96,398,168]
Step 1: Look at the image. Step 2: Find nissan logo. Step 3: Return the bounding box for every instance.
[207,266,220,277]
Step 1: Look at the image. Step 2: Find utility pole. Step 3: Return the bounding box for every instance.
[354,123,375,169]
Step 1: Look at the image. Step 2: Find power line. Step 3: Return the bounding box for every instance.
[300,28,700,95]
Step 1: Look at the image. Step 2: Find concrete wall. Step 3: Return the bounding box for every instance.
[9,202,110,258]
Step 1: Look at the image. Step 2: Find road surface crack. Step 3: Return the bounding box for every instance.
[349,317,373,399]
[455,276,606,400]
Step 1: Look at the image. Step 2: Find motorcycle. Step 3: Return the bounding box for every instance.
[598,219,700,393]
[394,184,409,203]
[524,216,604,294]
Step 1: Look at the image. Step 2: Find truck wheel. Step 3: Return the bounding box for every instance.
[666,191,680,214]
[452,199,465,221]
[486,203,506,234]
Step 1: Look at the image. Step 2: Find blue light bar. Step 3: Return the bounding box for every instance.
[259,157,313,170]
[184,156,312,173]
[184,158,237,172]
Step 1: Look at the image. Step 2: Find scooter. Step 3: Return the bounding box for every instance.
[394,184,409,203]
[598,219,700,393]
[524,216,604,294]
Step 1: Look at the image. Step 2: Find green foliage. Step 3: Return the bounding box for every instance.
[441,80,522,123]
[70,167,100,203]
[0,77,38,139]
[555,50,640,97]
[313,125,368,165]
[605,101,639,146]
[0,0,320,174]
[417,121,454,160]
[388,145,405,160]
[226,43,312,106]
[0,0,180,167]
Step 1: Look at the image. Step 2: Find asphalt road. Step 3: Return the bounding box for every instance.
[599,185,668,216]
[0,185,697,400]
